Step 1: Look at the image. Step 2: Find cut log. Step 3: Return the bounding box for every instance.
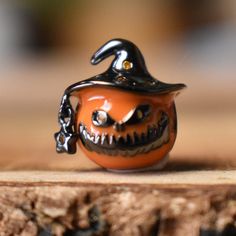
[0,171,236,236]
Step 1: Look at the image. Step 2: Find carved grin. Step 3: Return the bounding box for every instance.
[79,112,169,157]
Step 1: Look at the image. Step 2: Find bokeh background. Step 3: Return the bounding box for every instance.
[0,0,236,170]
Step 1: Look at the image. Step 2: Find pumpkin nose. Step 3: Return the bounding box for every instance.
[113,122,125,132]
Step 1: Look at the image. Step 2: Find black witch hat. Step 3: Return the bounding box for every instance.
[55,39,186,154]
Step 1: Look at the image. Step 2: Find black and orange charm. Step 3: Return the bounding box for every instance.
[55,39,186,171]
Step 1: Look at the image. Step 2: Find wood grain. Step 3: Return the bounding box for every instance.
[0,172,236,236]
[0,170,236,186]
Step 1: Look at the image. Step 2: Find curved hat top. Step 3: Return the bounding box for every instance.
[65,38,186,95]
[91,38,149,77]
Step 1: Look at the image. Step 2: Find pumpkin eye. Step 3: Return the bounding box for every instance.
[125,104,151,125]
[92,110,115,127]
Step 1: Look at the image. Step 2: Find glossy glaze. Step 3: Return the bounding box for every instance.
[76,87,177,170]
[55,38,186,170]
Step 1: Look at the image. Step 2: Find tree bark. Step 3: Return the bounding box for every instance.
[0,171,236,236]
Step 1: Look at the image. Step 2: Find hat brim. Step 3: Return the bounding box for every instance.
[66,75,186,95]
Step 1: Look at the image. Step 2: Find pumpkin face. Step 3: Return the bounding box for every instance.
[76,87,177,170]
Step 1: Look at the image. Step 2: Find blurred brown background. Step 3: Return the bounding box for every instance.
[0,0,236,170]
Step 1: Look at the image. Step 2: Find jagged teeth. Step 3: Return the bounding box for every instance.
[95,134,100,144]
[82,130,87,139]
[90,135,95,142]
[79,125,84,133]
[80,125,168,148]
[101,134,106,145]
[79,112,170,156]
[109,135,114,145]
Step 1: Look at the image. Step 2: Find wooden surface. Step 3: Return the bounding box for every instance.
[0,172,236,236]
[0,170,236,185]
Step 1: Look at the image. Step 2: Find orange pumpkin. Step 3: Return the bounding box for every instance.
[55,39,186,171]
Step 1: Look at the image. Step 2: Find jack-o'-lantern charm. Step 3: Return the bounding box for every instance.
[55,39,186,171]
